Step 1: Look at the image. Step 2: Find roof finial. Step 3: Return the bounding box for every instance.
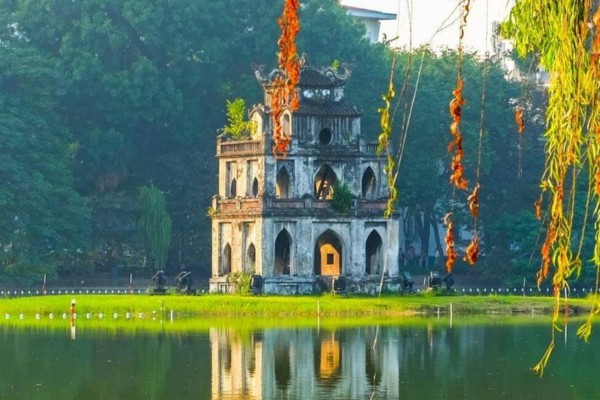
[299,52,309,68]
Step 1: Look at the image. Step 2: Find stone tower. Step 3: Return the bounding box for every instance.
[209,63,401,294]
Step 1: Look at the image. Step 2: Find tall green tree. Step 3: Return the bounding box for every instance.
[138,185,172,271]
[0,45,91,284]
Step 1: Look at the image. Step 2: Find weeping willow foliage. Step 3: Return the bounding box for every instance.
[502,0,600,375]
[377,79,397,218]
[138,185,172,271]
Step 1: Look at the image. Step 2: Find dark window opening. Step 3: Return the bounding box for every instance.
[221,244,232,276]
[252,178,259,198]
[276,167,291,199]
[229,178,237,198]
[326,253,334,265]
[362,167,376,199]
[319,128,333,145]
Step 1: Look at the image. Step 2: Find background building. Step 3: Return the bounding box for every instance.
[342,5,397,43]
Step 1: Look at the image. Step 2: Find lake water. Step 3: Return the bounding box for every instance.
[0,318,598,399]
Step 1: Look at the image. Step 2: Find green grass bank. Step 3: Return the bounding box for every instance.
[0,293,594,319]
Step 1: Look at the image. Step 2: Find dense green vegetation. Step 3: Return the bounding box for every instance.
[0,0,555,286]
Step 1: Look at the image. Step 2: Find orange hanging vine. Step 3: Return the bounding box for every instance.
[445,0,472,273]
[466,184,481,266]
[444,213,457,272]
[448,78,469,191]
[515,107,525,134]
[271,0,301,158]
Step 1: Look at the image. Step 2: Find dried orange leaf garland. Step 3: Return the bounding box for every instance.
[448,78,468,190]
[534,194,543,220]
[271,0,301,158]
[592,9,600,75]
[538,222,557,287]
[444,213,457,272]
[464,237,479,265]
[467,183,480,219]
[465,184,480,265]
[446,0,471,191]
[515,107,525,134]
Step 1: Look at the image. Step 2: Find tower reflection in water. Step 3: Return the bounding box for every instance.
[210,327,400,399]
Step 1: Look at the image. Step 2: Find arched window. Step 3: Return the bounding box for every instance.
[314,165,337,200]
[314,229,343,276]
[221,244,232,276]
[275,229,292,275]
[282,112,291,138]
[362,167,376,199]
[276,167,291,199]
[251,112,263,138]
[365,230,383,275]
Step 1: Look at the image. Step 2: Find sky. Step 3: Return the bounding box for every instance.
[340,0,515,53]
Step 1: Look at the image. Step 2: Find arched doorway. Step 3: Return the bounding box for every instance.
[365,230,383,275]
[221,244,232,276]
[275,229,291,275]
[276,167,290,199]
[314,230,343,276]
[362,167,376,199]
[246,243,256,272]
[314,165,336,200]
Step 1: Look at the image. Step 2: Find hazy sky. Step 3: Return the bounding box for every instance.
[340,0,515,53]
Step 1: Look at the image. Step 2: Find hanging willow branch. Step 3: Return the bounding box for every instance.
[502,0,600,375]
[271,0,301,159]
[377,77,397,218]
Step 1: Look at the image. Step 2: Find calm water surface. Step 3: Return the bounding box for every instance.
[0,319,598,399]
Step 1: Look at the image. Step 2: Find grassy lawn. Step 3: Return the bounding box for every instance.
[0,293,593,318]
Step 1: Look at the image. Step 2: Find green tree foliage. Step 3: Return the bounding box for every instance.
[138,185,172,271]
[222,98,256,139]
[331,182,353,213]
[0,0,538,285]
[0,45,91,284]
[0,0,384,277]
[392,50,544,276]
